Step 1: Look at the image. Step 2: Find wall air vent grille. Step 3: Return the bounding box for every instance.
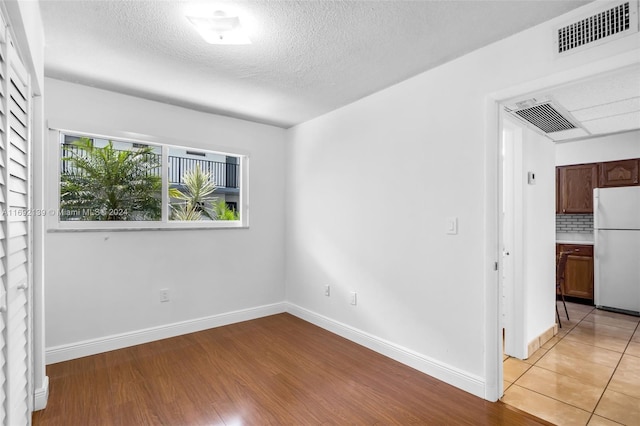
[556,1,637,55]
[514,103,577,134]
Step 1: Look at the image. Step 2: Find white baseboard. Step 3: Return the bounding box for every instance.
[285,303,485,399]
[46,302,286,364]
[33,375,49,411]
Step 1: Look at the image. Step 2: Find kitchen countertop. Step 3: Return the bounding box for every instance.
[556,232,594,245]
[557,240,594,245]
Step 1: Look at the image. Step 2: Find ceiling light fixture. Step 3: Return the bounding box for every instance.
[186,10,251,45]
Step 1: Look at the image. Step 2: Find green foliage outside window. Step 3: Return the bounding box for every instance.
[169,165,239,221]
[60,137,162,221]
[169,164,217,220]
[213,199,240,220]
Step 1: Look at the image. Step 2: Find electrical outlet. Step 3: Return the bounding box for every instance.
[350,291,357,306]
[324,284,330,296]
[159,289,170,303]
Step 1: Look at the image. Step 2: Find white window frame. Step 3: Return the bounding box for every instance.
[46,121,249,231]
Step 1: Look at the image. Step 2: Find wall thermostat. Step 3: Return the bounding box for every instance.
[527,172,536,185]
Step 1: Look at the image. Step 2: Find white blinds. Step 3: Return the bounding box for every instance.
[0,14,8,425]
[0,10,32,426]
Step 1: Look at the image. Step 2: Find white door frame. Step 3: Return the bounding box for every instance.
[483,50,640,402]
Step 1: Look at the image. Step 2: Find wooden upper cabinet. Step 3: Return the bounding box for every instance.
[558,164,598,214]
[599,159,640,187]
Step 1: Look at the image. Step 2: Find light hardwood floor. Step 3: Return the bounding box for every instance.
[34,313,550,425]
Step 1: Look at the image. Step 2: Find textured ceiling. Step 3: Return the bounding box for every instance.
[40,0,592,128]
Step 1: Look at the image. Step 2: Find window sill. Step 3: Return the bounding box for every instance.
[47,221,249,232]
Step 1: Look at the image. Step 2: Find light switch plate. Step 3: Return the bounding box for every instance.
[446,216,458,235]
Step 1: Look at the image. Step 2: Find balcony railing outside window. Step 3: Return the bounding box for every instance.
[167,155,238,189]
[61,144,239,189]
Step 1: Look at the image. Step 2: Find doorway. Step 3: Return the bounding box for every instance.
[493,60,640,419]
[499,105,557,394]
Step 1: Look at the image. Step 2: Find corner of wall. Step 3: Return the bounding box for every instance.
[285,302,486,399]
[33,376,49,411]
[526,324,556,358]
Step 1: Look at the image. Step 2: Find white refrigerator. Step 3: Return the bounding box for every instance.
[594,186,640,316]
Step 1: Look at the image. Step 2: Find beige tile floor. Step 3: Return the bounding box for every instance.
[501,302,640,426]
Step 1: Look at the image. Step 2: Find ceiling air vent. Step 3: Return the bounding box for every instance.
[555,1,638,56]
[509,101,578,134]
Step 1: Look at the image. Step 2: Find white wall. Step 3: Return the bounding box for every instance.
[522,127,556,348]
[44,79,287,358]
[502,117,555,360]
[556,130,640,166]
[285,2,640,399]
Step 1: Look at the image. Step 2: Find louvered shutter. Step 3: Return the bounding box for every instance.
[0,10,32,426]
[0,11,8,424]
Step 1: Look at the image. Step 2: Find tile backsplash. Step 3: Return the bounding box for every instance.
[556,214,594,234]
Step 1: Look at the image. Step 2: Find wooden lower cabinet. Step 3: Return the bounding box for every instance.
[557,244,594,301]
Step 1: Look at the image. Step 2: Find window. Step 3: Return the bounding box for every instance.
[52,130,247,230]
[166,146,240,222]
